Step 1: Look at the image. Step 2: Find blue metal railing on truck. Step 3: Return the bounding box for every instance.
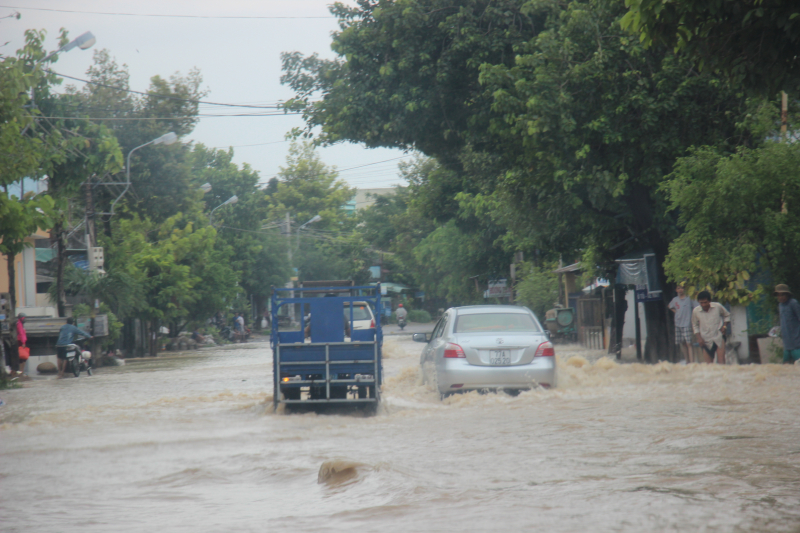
[271,284,382,409]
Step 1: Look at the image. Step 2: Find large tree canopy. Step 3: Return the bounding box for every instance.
[621,0,800,95]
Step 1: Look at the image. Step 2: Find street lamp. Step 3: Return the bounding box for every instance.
[29,31,96,110]
[104,132,178,216]
[36,31,97,66]
[209,195,238,226]
[299,214,322,230]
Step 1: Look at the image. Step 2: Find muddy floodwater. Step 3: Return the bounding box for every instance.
[2,337,799,532]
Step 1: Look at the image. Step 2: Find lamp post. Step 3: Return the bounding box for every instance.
[209,195,238,226]
[30,31,96,109]
[103,132,178,216]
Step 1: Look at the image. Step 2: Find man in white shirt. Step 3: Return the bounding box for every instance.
[691,290,731,364]
[668,284,698,363]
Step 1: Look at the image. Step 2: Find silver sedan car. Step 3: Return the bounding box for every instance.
[414,305,555,397]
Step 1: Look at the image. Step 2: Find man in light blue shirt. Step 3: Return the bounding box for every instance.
[56,317,92,378]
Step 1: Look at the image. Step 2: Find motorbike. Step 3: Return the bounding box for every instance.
[64,342,93,377]
[397,316,407,331]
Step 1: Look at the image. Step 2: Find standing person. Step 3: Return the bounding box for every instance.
[668,284,698,363]
[691,291,731,364]
[774,284,800,364]
[55,318,92,378]
[13,313,27,377]
[235,313,245,342]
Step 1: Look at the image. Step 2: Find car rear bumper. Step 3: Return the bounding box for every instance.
[436,357,556,393]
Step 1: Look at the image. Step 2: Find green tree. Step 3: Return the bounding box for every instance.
[266,141,368,282]
[664,141,800,304]
[515,263,560,320]
[189,144,290,319]
[282,0,750,360]
[106,213,238,354]
[62,49,206,224]
[621,0,800,95]
[0,29,122,313]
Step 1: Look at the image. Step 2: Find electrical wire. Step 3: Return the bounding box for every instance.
[35,113,300,120]
[47,70,289,110]
[0,5,334,19]
[258,155,409,185]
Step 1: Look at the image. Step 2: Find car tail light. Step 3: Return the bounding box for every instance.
[534,341,555,357]
[370,319,375,328]
[444,343,466,358]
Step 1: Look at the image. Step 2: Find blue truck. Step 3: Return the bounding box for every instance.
[270,282,383,411]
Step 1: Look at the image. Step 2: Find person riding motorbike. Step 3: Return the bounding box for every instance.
[55,318,92,378]
[396,304,408,330]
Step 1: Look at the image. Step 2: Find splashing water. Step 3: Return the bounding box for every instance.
[2,340,799,532]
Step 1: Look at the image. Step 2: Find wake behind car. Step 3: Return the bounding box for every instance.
[415,305,555,397]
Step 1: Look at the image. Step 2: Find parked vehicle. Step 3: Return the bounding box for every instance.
[64,342,93,377]
[544,307,576,343]
[415,305,555,397]
[344,301,376,331]
[271,283,383,410]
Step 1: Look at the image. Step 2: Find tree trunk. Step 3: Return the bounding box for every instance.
[149,319,158,356]
[5,252,16,310]
[54,220,68,317]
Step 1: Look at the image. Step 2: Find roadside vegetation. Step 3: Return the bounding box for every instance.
[2,2,798,355]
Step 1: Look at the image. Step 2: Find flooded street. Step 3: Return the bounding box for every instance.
[2,337,800,532]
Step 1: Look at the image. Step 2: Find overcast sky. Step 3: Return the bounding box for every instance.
[2,1,411,190]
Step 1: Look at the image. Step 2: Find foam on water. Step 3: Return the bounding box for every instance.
[3,338,800,532]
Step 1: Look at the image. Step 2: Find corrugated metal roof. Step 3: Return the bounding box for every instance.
[553,262,582,274]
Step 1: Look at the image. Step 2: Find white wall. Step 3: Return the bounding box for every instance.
[622,289,647,343]
[729,305,750,361]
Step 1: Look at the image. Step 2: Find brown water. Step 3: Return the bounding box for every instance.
[1,338,799,532]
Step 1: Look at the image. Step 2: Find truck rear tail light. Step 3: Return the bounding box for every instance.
[444,343,466,358]
[534,341,555,357]
[370,319,375,328]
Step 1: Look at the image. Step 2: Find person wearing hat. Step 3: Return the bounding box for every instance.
[774,284,800,364]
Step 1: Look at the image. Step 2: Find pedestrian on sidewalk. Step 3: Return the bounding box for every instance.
[774,284,800,364]
[691,291,731,364]
[13,313,27,377]
[668,284,698,363]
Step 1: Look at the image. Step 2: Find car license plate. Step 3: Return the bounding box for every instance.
[490,350,511,365]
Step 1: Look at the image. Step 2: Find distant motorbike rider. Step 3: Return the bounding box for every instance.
[55,318,92,378]
[395,304,408,322]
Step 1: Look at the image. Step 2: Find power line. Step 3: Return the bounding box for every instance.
[209,140,290,149]
[37,113,300,120]
[258,156,410,185]
[48,70,289,110]
[0,5,334,19]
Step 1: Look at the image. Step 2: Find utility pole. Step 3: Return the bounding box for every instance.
[84,173,99,362]
[781,91,788,137]
[284,212,295,322]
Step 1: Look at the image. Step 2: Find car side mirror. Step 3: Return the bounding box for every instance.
[412,333,429,343]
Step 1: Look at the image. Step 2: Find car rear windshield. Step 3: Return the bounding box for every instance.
[344,305,372,321]
[455,313,540,333]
